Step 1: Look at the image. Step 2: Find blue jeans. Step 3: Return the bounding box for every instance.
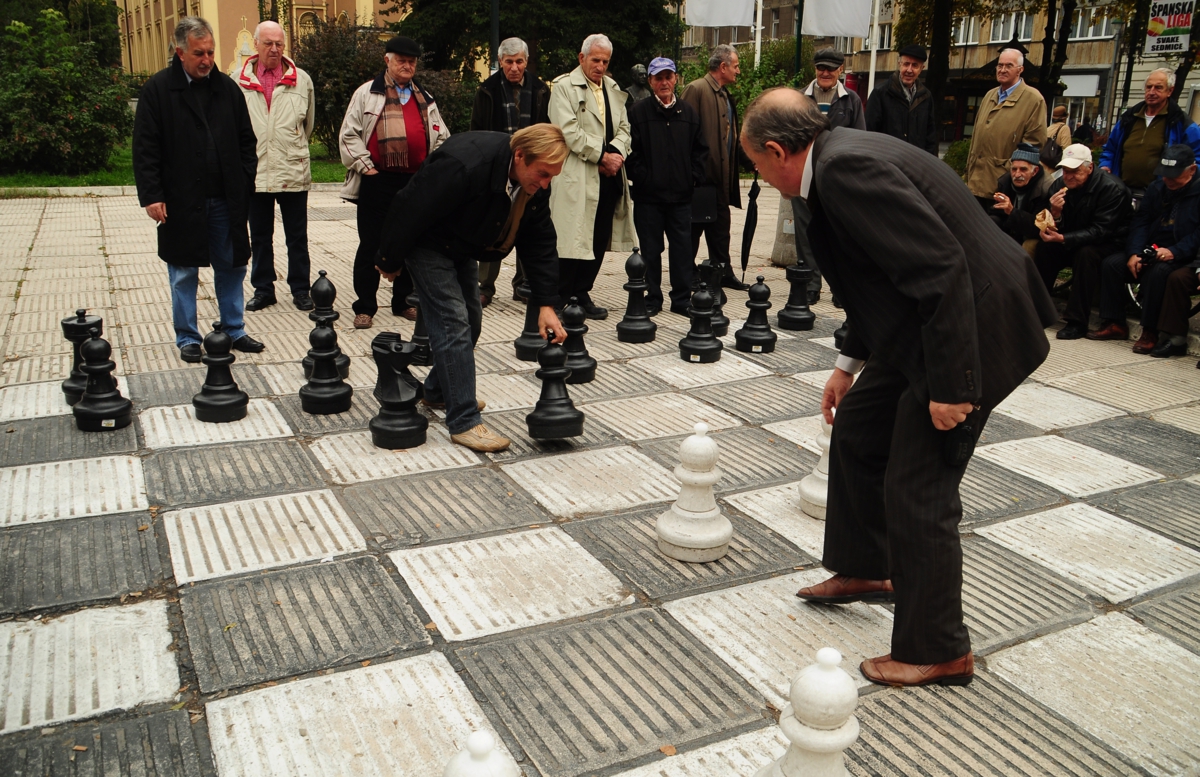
[168,198,247,347]
[404,246,484,434]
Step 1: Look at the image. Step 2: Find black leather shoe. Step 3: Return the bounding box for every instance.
[646,305,662,317]
[179,344,203,363]
[292,292,314,311]
[582,304,608,320]
[245,294,277,311]
[231,335,266,353]
[1056,322,1087,340]
[669,305,690,317]
[806,290,821,305]
[1150,338,1188,358]
[721,277,750,291]
[831,294,843,309]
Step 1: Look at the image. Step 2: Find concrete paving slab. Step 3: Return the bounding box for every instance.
[723,482,825,558]
[139,400,292,450]
[790,368,836,389]
[473,372,542,412]
[143,439,325,508]
[163,489,366,584]
[989,613,1200,776]
[4,330,75,358]
[503,445,678,518]
[276,393,379,435]
[640,427,817,493]
[583,329,681,360]
[475,341,539,373]
[630,353,773,389]
[959,457,1066,525]
[1130,583,1200,656]
[1030,336,1145,380]
[610,726,784,776]
[977,436,1163,497]
[977,503,1200,603]
[689,375,825,424]
[1152,403,1200,435]
[736,338,840,374]
[762,413,824,454]
[1047,364,1200,413]
[1094,480,1200,551]
[555,361,674,403]
[477,407,626,462]
[976,411,1046,445]
[15,292,110,314]
[1,351,122,386]
[125,365,271,408]
[1061,416,1200,477]
[0,380,72,422]
[1,455,147,527]
[0,600,179,734]
[389,526,633,640]
[0,414,138,467]
[993,383,1125,430]
[308,428,480,485]
[123,344,206,374]
[584,392,742,440]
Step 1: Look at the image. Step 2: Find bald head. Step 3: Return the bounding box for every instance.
[254,20,285,69]
[739,88,829,198]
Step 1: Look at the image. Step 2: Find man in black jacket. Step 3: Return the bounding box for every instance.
[626,57,709,316]
[865,44,938,155]
[989,143,1053,257]
[1036,143,1134,339]
[376,126,568,453]
[133,17,264,363]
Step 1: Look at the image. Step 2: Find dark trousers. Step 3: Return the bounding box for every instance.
[1099,252,1180,331]
[634,200,694,311]
[791,197,822,292]
[1034,241,1121,325]
[353,171,414,316]
[248,191,311,297]
[690,205,740,283]
[478,252,526,299]
[1159,267,1200,336]
[823,360,988,664]
[558,174,621,306]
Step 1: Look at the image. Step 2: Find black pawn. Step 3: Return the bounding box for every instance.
[302,270,349,380]
[562,297,597,384]
[735,276,778,354]
[697,260,730,337]
[616,249,657,343]
[777,264,816,331]
[514,280,545,361]
[679,283,723,363]
[369,331,428,449]
[61,308,104,405]
[526,342,585,439]
[193,324,248,422]
[73,328,132,432]
[408,291,431,367]
[833,319,849,350]
[299,316,353,414]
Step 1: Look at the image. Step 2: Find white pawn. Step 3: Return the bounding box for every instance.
[656,422,734,562]
[444,730,519,777]
[755,647,860,777]
[799,418,831,520]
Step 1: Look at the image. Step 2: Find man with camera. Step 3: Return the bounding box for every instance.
[1091,144,1200,351]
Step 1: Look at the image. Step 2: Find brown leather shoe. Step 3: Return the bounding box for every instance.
[795,573,895,604]
[450,424,511,452]
[860,652,974,688]
[421,398,486,411]
[1131,330,1157,354]
[396,307,418,322]
[481,294,492,308]
[353,313,373,329]
[1086,322,1129,341]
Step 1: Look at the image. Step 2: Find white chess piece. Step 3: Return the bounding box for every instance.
[656,422,734,562]
[755,647,860,777]
[799,418,831,520]
[443,730,520,777]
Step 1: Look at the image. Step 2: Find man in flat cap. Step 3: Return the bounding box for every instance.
[803,49,865,131]
[866,44,937,155]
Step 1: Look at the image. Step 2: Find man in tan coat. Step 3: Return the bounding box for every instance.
[548,33,635,320]
[965,48,1047,210]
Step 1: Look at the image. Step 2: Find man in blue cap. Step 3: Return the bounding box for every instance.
[626,57,709,315]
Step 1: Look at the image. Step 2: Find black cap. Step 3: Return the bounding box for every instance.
[1155,144,1196,178]
[813,48,845,68]
[384,36,421,58]
[898,44,927,62]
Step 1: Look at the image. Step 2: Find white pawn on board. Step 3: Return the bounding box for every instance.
[799,418,832,520]
[755,648,860,777]
[444,730,519,777]
[656,422,734,562]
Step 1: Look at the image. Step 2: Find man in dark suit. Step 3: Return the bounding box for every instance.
[741,88,1057,687]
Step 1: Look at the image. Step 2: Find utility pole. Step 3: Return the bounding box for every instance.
[491,0,499,72]
[793,0,805,77]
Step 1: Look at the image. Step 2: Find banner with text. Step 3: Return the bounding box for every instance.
[1146,1,1195,55]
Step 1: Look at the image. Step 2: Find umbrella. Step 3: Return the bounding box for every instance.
[739,172,761,282]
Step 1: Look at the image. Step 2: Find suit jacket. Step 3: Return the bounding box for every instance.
[681,72,742,209]
[804,128,1057,406]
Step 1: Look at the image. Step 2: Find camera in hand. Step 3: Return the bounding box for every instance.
[1138,245,1159,266]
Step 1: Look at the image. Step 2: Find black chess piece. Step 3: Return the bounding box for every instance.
[616,249,658,343]
[302,270,350,380]
[513,280,545,361]
[526,341,585,439]
[192,323,249,422]
[562,297,597,384]
[61,308,104,405]
[735,276,778,354]
[408,291,431,367]
[777,263,816,331]
[833,319,849,350]
[368,331,428,449]
[697,260,730,337]
[679,283,723,363]
[299,315,353,414]
[73,328,132,432]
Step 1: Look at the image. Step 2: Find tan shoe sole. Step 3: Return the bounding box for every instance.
[450,425,511,452]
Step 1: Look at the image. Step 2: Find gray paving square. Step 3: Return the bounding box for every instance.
[1061,416,1200,478]
[737,337,840,373]
[1093,480,1200,551]
[143,439,326,508]
[557,361,674,403]
[0,414,138,467]
[1130,584,1200,656]
[125,365,272,408]
[976,411,1045,445]
[456,608,763,777]
[180,556,430,692]
[276,393,379,435]
[640,427,818,493]
[476,408,626,462]
[688,375,825,424]
[960,457,1066,525]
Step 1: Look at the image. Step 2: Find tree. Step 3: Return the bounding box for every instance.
[1,0,121,66]
[291,16,384,158]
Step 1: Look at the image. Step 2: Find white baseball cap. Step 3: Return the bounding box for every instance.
[1057,143,1093,169]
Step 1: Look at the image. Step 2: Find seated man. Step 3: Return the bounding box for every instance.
[1093,144,1200,348]
[1035,143,1133,339]
[1154,265,1200,361]
[990,143,1053,258]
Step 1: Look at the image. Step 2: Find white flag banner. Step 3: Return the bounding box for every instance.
[686,0,755,28]
[802,0,873,37]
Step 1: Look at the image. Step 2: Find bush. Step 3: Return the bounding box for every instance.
[0,9,132,174]
[416,68,479,135]
[943,139,970,178]
[680,37,815,108]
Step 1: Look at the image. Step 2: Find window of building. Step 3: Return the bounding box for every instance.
[833,35,853,53]
[864,22,891,50]
[990,12,1034,42]
[1070,7,1114,39]
[952,16,980,46]
[771,8,779,39]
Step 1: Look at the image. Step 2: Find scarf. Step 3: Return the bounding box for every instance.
[377,74,428,170]
[501,78,533,135]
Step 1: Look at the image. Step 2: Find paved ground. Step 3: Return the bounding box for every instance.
[1,191,1199,777]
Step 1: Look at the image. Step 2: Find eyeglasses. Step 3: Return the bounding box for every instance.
[815,65,838,72]
[996,64,1018,70]
[260,41,284,48]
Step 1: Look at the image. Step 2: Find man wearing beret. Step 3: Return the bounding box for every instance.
[866,44,938,155]
[989,143,1053,258]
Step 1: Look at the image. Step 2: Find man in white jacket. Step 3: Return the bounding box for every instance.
[238,21,316,312]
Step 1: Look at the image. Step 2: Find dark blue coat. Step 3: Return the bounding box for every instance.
[1126,176,1200,267]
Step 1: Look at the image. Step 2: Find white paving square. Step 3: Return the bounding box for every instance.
[139,399,293,449]
[809,336,839,351]
[205,652,513,777]
[502,446,679,518]
[989,613,1200,777]
[0,600,179,733]
[992,383,1125,430]
[724,482,824,558]
[666,570,894,704]
[629,352,772,389]
[584,392,742,440]
[0,380,71,422]
[1,455,148,527]
[389,526,633,641]
[308,428,480,484]
[611,726,787,776]
[1152,404,1200,436]
[762,414,825,454]
[475,372,542,412]
[976,436,1162,497]
[162,489,367,583]
[1046,363,1200,413]
[976,503,1200,603]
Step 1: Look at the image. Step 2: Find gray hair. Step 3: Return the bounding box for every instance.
[252,20,283,43]
[498,37,528,59]
[998,47,1024,68]
[742,87,830,154]
[1147,67,1177,89]
[580,34,612,57]
[174,16,213,49]
[709,44,737,72]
